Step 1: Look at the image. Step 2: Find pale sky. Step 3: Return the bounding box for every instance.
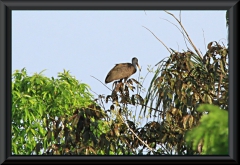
[12,10,228,123]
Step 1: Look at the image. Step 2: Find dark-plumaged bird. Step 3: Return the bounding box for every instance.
[105,57,141,84]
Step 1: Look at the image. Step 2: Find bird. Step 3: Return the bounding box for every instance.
[105,57,141,84]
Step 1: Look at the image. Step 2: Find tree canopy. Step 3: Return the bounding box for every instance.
[12,11,229,155]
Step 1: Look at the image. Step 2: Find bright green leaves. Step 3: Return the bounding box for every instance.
[11,68,97,155]
[12,66,149,155]
[185,104,228,155]
[12,68,132,155]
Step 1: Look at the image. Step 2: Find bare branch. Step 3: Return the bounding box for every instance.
[91,75,112,91]
[176,42,180,52]
[142,26,172,54]
[89,88,100,97]
[119,115,154,152]
[88,88,106,110]
[159,17,191,51]
[202,29,207,52]
[135,102,163,113]
[160,143,171,155]
[164,10,203,59]
[218,38,227,45]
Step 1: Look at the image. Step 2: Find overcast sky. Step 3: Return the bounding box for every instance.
[12,10,228,123]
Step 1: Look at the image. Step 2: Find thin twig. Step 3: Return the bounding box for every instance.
[141,65,153,89]
[218,38,227,45]
[160,143,171,155]
[136,102,163,113]
[136,67,142,96]
[159,17,190,51]
[90,88,106,110]
[222,42,226,48]
[135,69,142,122]
[176,42,179,52]
[119,115,154,152]
[89,88,100,98]
[179,10,182,23]
[164,10,203,59]
[91,75,112,91]
[155,56,168,67]
[99,95,106,110]
[123,137,137,154]
[202,29,207,52]
[142,26,172,54]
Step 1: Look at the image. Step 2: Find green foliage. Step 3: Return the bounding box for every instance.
[12,68,137,155]
[12,11,229,155]
[12,68,103,155]
[185,104,228,155]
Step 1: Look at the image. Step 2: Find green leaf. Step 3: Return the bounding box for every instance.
[30,128,36,136]
[65,104,69,110]
[90,132,98,146]
[185,104,228,155]
[39,126,46,137]
[24,108,28,122]
[38,104,43,116]
[30,112,36,121]
[12,68,105,155]
[83,131,90,143]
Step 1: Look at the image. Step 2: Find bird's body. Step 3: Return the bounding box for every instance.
[105,57,140,84]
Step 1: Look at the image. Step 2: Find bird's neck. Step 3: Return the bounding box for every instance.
[132,62,137,70]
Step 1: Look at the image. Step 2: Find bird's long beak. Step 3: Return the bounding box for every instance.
[137,63,141,71]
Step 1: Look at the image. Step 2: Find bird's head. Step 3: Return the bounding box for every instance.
[132,57,141,71]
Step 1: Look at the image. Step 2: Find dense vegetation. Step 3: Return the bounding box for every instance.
[12,11,228,155]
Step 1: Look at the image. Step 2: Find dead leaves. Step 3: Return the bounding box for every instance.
[105,78,144,107]
[183,115,194,129]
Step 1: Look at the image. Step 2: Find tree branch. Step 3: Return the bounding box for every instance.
[119,115,154,152]
[164,10,203,59]
[142,26,172,54]
[159,17,191,52]
[91,75,112,91]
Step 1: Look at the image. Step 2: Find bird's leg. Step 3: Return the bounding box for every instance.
[123,78,127,84]
[113,79,122,86]
[118,79,123,83]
